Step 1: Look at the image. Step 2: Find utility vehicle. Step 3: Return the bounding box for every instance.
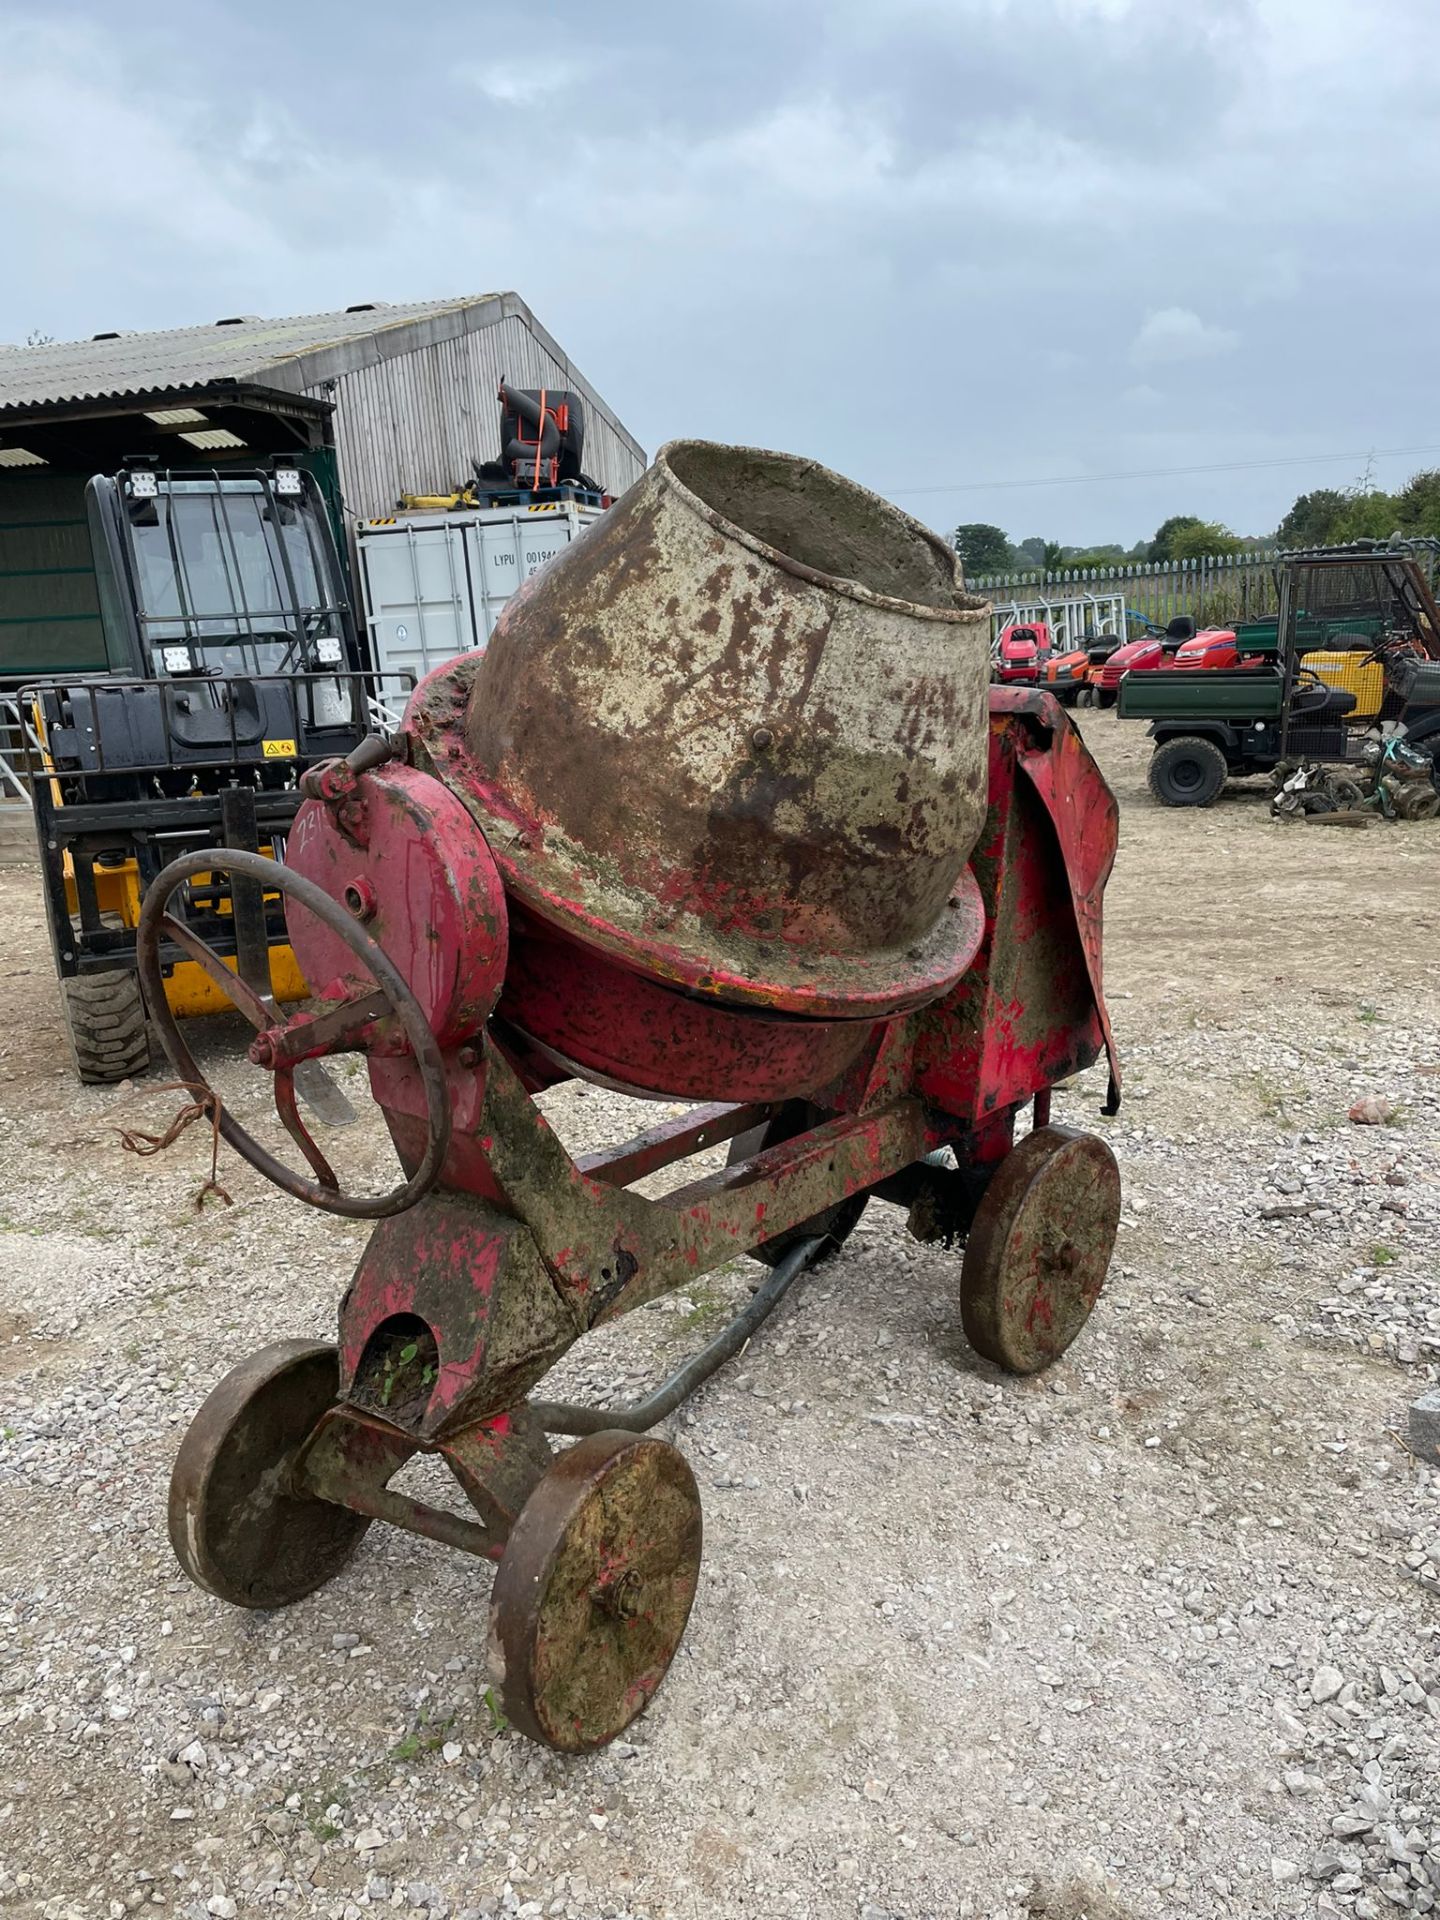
[23,461,394,1080]
[1117,543,1440,806]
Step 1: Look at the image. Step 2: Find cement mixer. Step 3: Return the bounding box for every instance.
[137,441,1124,1754]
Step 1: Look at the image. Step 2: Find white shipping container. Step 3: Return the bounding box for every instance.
[356,501,606,684]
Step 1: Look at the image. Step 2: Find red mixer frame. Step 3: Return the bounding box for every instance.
[137,674,1121,1754]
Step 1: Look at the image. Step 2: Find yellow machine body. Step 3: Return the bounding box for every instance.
[64,853,308,1016]
[1303,649,1387,721]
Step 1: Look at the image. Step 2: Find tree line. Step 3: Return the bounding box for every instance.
[951,467,1440,578]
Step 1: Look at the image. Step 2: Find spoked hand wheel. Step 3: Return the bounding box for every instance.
[137,847,449,1219]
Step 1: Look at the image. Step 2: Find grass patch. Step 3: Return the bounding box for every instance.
[389,1709,455,1763]
[669,1279,734,1339]
[300,1777,352,1843]
[1370,1244,1399,1267]
[1246,1070,1298,1124]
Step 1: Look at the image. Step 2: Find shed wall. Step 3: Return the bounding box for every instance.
[305,313,646,519]
[0,473,106,677]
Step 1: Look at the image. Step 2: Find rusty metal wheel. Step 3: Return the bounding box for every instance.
[960,1124,1120,1375]
[169,1340,369,1608]
[488,1430,702,1752]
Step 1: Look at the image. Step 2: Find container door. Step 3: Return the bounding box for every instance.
[466,508,603,645]
[516,510,579,589]
[468,515,530,645]
[358,522,476,682]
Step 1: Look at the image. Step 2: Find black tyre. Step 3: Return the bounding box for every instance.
[1147,737,1229,808]
[1096,689,1117,709]
[60,970,150,1083]
[727,1101,869,1267]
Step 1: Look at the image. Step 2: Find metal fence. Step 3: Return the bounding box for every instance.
[970,550,1285,632]
[0,688,41,802]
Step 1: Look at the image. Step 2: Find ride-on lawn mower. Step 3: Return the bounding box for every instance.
[1085,615,1198,706]
[141,443,1124,1754]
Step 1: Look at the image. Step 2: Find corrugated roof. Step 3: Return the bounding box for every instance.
[0,295,503,417]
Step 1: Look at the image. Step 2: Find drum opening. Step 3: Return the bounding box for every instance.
[664,442,963,611]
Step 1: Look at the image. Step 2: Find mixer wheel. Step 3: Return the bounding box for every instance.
[728,1101,870,1267]
[168,1341,370,1608]
[488,1430,702,1753]
[960,1126,1121,1375]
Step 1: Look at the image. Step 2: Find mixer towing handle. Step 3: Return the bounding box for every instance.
[136,846,451,1219]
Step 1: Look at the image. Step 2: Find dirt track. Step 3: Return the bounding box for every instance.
[0,710,1436,1920]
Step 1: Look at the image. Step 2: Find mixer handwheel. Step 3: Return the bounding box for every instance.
[137,847,451,1220]
[960,1125,1120,1375]
[169,1341,370,1608]
[488,1430,702,1753]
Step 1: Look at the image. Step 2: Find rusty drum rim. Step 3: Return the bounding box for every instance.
[410,678,991,1016]
[415,691,992,1019]
[655,439,992,624]
[471,846,988,1020]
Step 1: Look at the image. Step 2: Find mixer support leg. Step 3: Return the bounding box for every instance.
[440,1406,553,1537]
[296,1400,554,1560]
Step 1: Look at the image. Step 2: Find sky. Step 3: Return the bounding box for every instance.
[3,0,1439,549]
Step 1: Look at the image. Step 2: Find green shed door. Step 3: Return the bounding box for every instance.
[0,472,109,678]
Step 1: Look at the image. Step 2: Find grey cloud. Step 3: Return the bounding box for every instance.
[3,0,1439,545]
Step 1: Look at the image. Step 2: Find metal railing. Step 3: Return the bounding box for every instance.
[0,690,43,804]
[9,669,415,795]
[970,540,1440,636]
[971,551,1286,632]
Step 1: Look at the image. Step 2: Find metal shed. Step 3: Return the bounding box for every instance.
[0,294,645,676]
[0,292,645,512]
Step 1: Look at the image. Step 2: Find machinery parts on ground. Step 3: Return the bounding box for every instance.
[141,439,1125,1754]
[22,462,401,1084]
[1119,542,1440,807]
[1270,736,1439,823]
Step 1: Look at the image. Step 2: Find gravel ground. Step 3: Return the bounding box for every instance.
[0,709,1436,1920]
